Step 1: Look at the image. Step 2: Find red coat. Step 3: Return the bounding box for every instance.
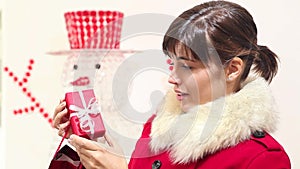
[128,116,291,169]
[129,79,291,169]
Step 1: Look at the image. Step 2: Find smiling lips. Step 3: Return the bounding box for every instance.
[70,77,90,86]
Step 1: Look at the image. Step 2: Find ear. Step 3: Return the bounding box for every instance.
[225,57,244,82]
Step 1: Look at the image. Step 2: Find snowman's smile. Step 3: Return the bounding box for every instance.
[70,76,90,86]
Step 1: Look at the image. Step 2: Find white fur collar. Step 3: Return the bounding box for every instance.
[150,77,278,164]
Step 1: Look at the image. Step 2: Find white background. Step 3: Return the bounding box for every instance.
[1,0,300,168]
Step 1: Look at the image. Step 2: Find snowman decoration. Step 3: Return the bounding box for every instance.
[53,10,146,158]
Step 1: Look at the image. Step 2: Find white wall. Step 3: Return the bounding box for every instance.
[1,0,300,168]
[0,1,4,168]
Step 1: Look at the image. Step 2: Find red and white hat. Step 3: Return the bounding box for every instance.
[64,10,124,49]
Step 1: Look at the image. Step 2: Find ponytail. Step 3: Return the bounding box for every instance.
[252,45,279,83]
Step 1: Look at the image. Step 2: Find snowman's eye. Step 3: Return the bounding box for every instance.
[95,64,101,69]
[73,65,78,70]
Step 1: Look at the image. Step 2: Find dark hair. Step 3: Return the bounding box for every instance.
[163,0,278,83]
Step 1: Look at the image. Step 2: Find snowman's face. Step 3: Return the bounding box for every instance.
[61,52,125,92]
[61,53,104,90]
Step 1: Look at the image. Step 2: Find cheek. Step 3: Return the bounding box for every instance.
[190,71,210,88]
[190,73,212,99]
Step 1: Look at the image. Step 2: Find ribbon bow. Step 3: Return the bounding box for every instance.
[69,90,100,138]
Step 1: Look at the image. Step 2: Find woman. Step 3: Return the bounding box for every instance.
[53,1,291,168]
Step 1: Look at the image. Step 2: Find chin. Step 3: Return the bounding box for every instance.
[180,101,199,113]
[180,105,192,113]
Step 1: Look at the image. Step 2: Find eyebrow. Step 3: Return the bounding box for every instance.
[176,56,196,62]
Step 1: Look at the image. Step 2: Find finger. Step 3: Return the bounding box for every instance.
[77,150,101,169]
[69,134,105,152]
[58,127,66,137]
[60,120,70,129]
[77,153,90,168]
[57,121,71,137]
[96,137,107,144]
[77,143,126,169]
[58,127,72,138]
[57,99,64,106]
[53,101,66,119]
[53,108,68,129]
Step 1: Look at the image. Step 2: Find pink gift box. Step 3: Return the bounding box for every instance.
[65,89,105,139]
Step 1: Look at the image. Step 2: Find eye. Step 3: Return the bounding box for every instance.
[182,64,192,69]
[73,65,78,70]
[95,63,101,69]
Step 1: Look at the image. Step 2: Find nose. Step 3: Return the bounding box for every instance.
[168,71,180,85]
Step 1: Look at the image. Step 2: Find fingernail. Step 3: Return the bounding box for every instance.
[69,135,74,141]
[63,109,68,114]
[60,102,66,106]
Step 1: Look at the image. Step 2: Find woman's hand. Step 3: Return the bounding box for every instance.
[52,99,72,138]
[69,134,128,169]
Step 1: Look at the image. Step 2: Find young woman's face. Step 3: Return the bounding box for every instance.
[168,50,214,112]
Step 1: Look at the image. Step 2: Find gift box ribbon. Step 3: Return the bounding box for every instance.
[69,90,100,138]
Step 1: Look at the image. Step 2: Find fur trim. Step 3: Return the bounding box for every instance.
[150,77,278,164]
